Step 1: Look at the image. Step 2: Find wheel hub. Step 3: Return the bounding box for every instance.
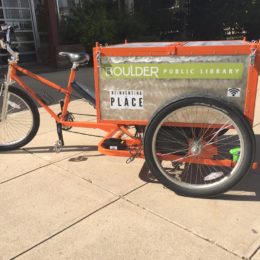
[190,141,202,156]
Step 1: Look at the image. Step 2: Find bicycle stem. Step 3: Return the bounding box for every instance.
[0,39,19,61]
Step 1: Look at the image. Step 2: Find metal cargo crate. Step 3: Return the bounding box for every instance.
[93,40,259,125]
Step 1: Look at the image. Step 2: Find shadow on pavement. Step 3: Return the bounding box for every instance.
[0,145,98,154]
[139,135,260,201]
[217,134,260,201]
[138,162,159,184]
[68,153,104,162]
[67,130,103,138]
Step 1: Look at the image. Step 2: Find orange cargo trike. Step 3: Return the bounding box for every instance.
[0,25,259,197]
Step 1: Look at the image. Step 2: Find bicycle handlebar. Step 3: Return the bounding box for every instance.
[0,24,19,61]
[1,25,18,44]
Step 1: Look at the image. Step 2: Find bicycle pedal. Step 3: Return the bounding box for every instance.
[53,140,63,153]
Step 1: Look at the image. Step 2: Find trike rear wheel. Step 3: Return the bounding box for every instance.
[144,96,255,197]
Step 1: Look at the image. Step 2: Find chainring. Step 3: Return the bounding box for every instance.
[57,112,74,130]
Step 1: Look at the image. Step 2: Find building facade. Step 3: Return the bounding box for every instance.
[0,0,135,66]
[1,0,187,66]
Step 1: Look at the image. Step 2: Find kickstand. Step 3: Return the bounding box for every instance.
[53,123,64,153]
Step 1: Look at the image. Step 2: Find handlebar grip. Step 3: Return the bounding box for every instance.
[0,24,18,32]
[1,24,9,31]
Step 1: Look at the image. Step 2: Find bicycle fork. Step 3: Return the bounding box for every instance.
[0,65,13,122]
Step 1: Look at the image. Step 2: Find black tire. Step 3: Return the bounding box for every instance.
[144,96,255,197]
[0,86,40,151]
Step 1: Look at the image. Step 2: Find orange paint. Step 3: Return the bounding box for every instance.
[61,69,76,119]
[7,39,259,166]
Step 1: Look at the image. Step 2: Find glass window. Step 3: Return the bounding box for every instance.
[58,0,69,8]
[14,21,33,30]
[15,32,34,42]
[0,9,4,19]
[34,0,44,6]
[2,0,29,8]
[15,42,35,52]
[57,0,78,17]
[4,9,31,20]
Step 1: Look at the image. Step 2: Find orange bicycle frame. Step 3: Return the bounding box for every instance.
[8,63,141,158]
[10,63,117,132]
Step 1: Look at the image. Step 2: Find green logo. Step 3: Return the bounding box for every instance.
[102,63,243,79]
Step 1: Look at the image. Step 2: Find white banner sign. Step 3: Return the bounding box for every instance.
[109,90,144,109]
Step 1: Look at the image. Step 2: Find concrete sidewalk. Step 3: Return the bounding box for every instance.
[0,70,260,259]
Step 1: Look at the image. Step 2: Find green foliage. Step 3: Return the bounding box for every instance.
[59,16,79,44]
[245,0,260,39]
[59,0,260,49]
[187,0,225,40]
[75,1,116,50]
[115,11,150,42]
[187,0,260,40]
[59,0,157,51]
[59,0,116,51]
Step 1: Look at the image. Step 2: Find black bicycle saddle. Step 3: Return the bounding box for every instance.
[59,52,90,64]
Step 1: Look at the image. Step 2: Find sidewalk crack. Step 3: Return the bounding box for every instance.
[0,163,52,185]
[122,196,242,259]
[53,159,149,197]
[10,197,120,260]
[8,176,149,259]
[244,236,260,260]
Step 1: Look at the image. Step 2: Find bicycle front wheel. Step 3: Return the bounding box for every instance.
[0,86,40,151]
[144,96,255,197]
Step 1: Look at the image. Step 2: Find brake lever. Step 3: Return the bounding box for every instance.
[0,39,4,48]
